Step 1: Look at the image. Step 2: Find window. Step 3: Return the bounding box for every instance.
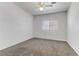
[42,20,49,30]
[49,20,58,31]
[42,20,58,31]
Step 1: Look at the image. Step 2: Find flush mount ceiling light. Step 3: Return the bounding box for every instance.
[38,2,56,11]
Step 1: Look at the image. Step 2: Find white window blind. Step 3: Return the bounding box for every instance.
[42,20,58,31]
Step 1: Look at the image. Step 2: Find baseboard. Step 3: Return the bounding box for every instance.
[67,41,79,55]
[32,37,66,42]
[0,36,33,51]
[33,36,66,41]
[1,36,65,51]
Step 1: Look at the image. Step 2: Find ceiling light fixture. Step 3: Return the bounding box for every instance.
[39,7,44,11]
[39,2,45,11]
[38,2,56,11]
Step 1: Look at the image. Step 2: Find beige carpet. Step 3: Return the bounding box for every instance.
[0,38,78,56]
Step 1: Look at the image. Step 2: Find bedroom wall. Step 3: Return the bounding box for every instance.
[34,12,67,41]
[0,3,33,50]
[67,2,79,55]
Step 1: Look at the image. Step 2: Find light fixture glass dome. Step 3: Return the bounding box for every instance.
[39,7,44,11]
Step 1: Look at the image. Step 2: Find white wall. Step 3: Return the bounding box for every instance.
[0,3,33,50]
[67,2,79,55]
[34,12,67,41]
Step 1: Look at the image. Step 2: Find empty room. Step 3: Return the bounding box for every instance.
[0,2,79,56]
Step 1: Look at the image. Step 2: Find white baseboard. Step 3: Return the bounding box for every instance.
[0,36,33,51]
[33,36,66,42]
[67,40,79,55]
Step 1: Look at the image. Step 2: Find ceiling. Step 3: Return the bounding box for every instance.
[14,2,71,15]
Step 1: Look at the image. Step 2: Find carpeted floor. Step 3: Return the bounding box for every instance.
[0,38,78,56]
